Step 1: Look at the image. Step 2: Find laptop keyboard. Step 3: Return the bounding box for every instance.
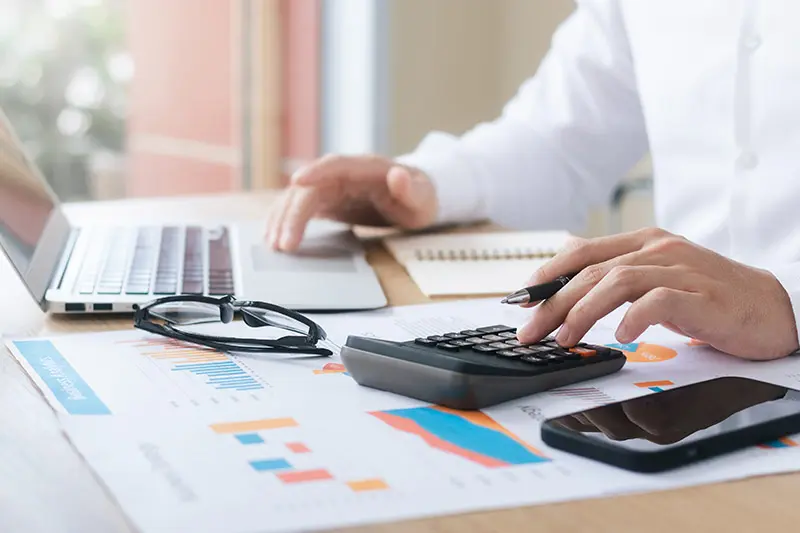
[75,226,234,297]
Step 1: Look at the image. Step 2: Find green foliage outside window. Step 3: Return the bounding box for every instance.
[0,0,129,201]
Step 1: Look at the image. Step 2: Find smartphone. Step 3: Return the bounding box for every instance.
[540,376,800,473]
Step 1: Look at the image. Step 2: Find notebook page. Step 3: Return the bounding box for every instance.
[383,230,571,264]
[404,258,551,296]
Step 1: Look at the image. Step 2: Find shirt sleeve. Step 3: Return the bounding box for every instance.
[395,0,649,231]
[765,263,800,350]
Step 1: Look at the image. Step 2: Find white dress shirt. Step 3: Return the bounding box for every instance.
[397,0,800,345]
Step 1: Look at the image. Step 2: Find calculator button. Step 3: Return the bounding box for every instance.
[449,340,475,347]
[520,355,548,365]
[543,341,562,349]
[414,338,438,346]
[466,337,493,345]
[527,345,555,354]
[472,344,501,353]
[489,342,516,350]
[497,331,518,339]
[427,336,449,343]
[437,343,460,351]
[512,347,537,356]
[480,334,506,342]
[569,347,597,358]
[503,339,523,347]
[556,349,582,361]
[476,325,516,334]
[540,353,565,363]
[459,330,482,336]
[496,350,522,358]
[444,332,469,340]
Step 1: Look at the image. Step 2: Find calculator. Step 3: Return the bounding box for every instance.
[340,324,626,409]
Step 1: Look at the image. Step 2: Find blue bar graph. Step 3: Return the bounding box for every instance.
[127,338,266,393]
[235,433,265,445]
[171,361,264,392]
[250,458,292,471]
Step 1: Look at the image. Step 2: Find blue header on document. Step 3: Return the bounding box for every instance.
[13,340,111,415]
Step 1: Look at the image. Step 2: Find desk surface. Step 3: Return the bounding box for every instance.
[2,191,799,533]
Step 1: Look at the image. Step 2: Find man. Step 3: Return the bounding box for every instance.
[266,0,800,362]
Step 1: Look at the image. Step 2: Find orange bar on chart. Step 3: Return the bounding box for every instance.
[347,479,389,492]
[210,418,298,434]
[277,469,333,484]
[286,442,311,453]
[635,380,674,388]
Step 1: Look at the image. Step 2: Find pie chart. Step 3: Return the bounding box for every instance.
[606,342,677,363]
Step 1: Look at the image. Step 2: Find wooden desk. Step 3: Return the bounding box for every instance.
[2,191,799,533]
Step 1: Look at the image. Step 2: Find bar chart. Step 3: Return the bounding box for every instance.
[546,386,616,406]
[123,338,265,392]
[635,380,675,393]
[209,416,390,492]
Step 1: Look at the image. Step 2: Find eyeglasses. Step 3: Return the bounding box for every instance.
[132,294,332,357]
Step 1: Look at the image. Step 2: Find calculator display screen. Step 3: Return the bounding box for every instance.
[546,377,800,451]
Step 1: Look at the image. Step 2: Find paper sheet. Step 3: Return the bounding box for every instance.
[8,299,800,533]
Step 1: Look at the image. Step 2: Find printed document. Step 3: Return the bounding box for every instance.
[7,299,800,533]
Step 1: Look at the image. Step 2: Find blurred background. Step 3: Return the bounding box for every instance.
[0,0,653,236]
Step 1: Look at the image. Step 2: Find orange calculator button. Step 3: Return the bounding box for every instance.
[569,347,597,357]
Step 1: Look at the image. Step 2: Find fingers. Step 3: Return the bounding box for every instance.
[266,190,295,249]
[517,251,656,343]
[555,266,697,347]
[616,287,703,343]
[369,165,429,228]
[527,229,654,286]
[273,187,325,251]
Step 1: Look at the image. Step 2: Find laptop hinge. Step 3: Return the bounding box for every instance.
[50,228,81,291]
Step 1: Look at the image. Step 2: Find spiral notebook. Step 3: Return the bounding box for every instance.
[383,230,572,296]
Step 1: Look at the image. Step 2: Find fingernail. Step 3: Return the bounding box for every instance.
[616,325,631,343]
[279,232,294,251]
[556,324,570,345]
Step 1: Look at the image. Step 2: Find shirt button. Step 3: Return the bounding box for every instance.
[737,151,759,170]
[743,35,762,52]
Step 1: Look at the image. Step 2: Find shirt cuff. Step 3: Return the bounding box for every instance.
[766,263,800,350]
[394,132,488,227]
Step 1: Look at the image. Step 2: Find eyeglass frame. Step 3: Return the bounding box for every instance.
[132,294,332,357]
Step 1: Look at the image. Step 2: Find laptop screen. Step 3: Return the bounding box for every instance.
[0,108,72,307]
[0,113,57,275]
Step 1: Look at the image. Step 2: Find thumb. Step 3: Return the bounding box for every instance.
[384,165,436,228]
[386,165,427,209]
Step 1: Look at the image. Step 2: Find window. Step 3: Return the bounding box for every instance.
[0,0,322,202]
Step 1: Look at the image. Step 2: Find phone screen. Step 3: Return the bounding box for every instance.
[545,377,800,451]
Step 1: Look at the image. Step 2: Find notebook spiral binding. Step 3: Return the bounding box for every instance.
[412,248,558,261]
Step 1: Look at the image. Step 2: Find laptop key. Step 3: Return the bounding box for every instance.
[182,227,204,294]
[208,227,233,295]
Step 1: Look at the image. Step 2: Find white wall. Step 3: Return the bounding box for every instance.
[385,0,653,236]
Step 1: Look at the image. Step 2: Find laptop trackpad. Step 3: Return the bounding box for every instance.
[251,242,358,273]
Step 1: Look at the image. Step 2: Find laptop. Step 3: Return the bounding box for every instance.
[0,109,387,314]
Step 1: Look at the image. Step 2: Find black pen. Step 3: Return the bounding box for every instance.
[500,274,575,305]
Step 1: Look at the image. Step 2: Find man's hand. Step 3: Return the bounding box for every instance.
[517,227,799,360]
[266,155,437,252]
